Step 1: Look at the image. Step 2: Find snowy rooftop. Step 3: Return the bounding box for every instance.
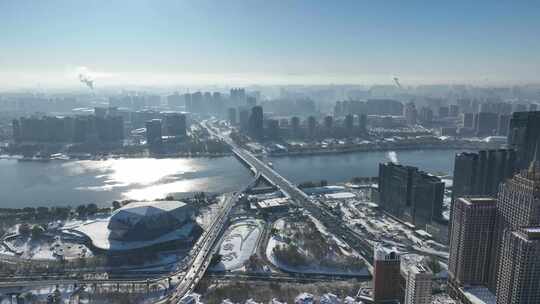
[257,197,288,208]
[70,219,195,251]
[374,243,400,261]
[325,192,356,200]
[113,200,187,215]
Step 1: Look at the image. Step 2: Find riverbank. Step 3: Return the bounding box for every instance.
[267,140,498,157]
[0,151,234,162]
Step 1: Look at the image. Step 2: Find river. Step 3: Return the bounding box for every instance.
[0,149,468,208]
[267,149,466,184]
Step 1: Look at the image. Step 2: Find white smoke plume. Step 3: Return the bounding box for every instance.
[79,74,94,90]
[393,77,402,89]
[387,151,399,164]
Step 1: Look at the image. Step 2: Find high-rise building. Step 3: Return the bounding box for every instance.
[508,111,540,169]
[191,92,203,113]
[266,119,280,140]
[323,115,333,137]
[228,108,237,125]
[448,152,540,303]
[462,113,474,128]
[450,105,460,117]
[513,103,528,113]
[167,92,184,108]
[496,153,540,234]
[358,114,367,135]
[419,107,433,125]
[344,114,354,136]
[184,93,193,112]
[373,244,402,303]
[145,119,162,151]
[307,116,317,139]
[13,114,123,144]
[439,106,449,118]
[452,150,516,203]
[290,116,300,138]
[497,114,511,136]
[238,108,250,132]
[403,264,432,304]
[230,88,246,106]
[448,197,496,289]
[164,113,187,137]
[378,163,444,228]
[324,115,333,129]
[489,152,540,291]
[474,112,498,136]
[404,102,417,126]
[248,106,264,140]
[366,99,403,116]
[496,227,540,304]
[11,119,20,142]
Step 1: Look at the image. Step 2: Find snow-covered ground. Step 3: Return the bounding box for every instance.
[212,218,263,271]
[320,293,341,304]
[197,196,227,231]
[334,191,449,259]
[1,197,223,260]
[3,235,92,260]
[0,284,76,304]
[266,217,368,276]
[295,293,314,304]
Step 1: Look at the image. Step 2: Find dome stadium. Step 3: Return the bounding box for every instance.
[72,200,198,251]
[108,200,195,241]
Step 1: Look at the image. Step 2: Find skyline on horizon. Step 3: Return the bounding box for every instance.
[1,0,540,89]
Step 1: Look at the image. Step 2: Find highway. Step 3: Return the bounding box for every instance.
[156,189,242,304]
[203,121,376,263]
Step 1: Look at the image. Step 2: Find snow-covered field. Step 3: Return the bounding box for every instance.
[337,195,449,259]
[3,235,92,260]
[212,218,263,271]
[0,284,76,304]
[266,217,368,276]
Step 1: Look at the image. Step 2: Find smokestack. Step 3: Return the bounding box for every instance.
[79,74,94,90]
[393,77,402,89]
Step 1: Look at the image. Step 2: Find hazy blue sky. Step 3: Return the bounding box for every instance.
[1,0,539,88]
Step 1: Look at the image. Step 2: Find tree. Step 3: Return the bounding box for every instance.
[18,223,31,235]
[76,205,87,217]
[52,207,71,220]
[35,207,49,220]
[23,207,36,214]
[31,225,44,239]
[427,257,441,274]
[112,201,121,210]
[86,203,98,215]
[209,253,222,267]
[21,291,37,303]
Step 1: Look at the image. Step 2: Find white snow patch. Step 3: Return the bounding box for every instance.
[295,293,314,304]
[320,293,341,304]
[212,219,263,271]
